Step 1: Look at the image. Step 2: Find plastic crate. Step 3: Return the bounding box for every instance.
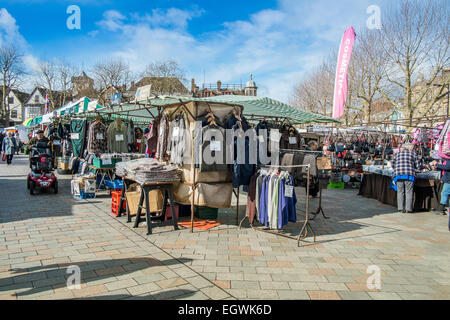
[164,205,179,221]
[75,190,96,199]
[96,175,107,189]
[111,203,126,216]
[93,157,120,168]
[328,182,345,190]
[194,206,218,220]
[105,179,123,190]
[111,190,125,205]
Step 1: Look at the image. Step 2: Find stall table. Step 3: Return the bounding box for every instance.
[117,177,179,235]
[358,173,443,211]
[89,166,115,192]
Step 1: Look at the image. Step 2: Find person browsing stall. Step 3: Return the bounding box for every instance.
[392,143,422,213]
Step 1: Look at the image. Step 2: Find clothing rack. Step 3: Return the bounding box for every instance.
[238,164,316,247]
[279,148,329,220]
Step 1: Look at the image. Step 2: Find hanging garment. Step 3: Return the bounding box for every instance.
[127,119,135,151]
[148,118,159,154]
[302,154,318,177]
[70,119,87,157]
[258,175,270,226]
[266,173,278,228]
[281,131,303,150]
[198,124,227,172]
[167,114,187,166]
[255,121,276,165]
[87,120,108,155]
[156,116,169,161]
[228,115,255,188]
[270,174,281,229]
[107,119,129,153]
[284,175,297,224]
[255,174,264,221]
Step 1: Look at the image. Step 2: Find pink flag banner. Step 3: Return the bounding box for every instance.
[332,26,356,119]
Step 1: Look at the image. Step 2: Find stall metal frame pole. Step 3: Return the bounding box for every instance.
[238,164,316,247]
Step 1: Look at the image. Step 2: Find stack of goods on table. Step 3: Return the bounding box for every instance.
[362,164,441,180]
[116,158,181,184]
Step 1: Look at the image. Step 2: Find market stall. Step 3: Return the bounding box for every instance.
[356,121,448,211]
[27,91,344,245]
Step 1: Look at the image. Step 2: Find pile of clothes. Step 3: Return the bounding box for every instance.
[116,158,180,184]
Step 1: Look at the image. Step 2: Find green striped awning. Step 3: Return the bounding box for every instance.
[89,95,339,124]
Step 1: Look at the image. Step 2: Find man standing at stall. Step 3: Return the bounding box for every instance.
[392,143,422,213]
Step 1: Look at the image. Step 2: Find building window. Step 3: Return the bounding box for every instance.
[35,95,39,103]
[10,110,17,118]
[8,97,14,104]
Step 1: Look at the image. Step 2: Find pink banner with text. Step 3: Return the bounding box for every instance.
[332,27,356,119]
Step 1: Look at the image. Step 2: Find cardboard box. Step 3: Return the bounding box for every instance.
[125,184,164,216]
[59,161,69,170]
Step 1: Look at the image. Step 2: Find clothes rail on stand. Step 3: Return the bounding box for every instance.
[238,164,315,247]
[279,149,329,220]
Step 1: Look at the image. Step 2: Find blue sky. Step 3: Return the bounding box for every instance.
[0,0,387,102]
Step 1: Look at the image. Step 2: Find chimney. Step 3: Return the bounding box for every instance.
[217,80,222,91]
[131,81,135,89]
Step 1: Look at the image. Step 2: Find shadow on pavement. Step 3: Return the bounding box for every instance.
[2,256,192,299]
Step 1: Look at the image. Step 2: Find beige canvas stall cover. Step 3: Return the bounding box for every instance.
[179,164,232,183]
[173,182,233,208]
[164,101,235,185]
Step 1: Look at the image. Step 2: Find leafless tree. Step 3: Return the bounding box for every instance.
[91,58,134,105]
[377,0,450,126]
[290,56,335,118]
[0,44,25,125]
[35,59,58,109]
[347,28,387,124]
[57,59,77,106]
[141,59,188,94]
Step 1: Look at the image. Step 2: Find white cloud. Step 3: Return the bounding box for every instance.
[89,0,379,101]
[0,8,26,48]
[134,7,205,31]
[96,10,126,32]
[4,0,384,101]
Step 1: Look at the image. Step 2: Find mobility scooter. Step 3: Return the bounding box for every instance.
[27,141,58,195]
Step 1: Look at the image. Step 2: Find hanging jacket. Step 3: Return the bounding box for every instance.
[87,120,108,155]
[156,116,169,161]
[198,124,227,172]
[107,119,129,153]
[168,114,187,166]
[70,119,87,157]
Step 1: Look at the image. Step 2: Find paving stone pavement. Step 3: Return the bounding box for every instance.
[0,155,449,300]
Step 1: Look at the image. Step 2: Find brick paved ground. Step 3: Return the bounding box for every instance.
[0,155,449,300]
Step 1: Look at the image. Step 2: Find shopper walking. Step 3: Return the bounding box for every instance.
[1,131,18,165]
[392,143,421,213]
